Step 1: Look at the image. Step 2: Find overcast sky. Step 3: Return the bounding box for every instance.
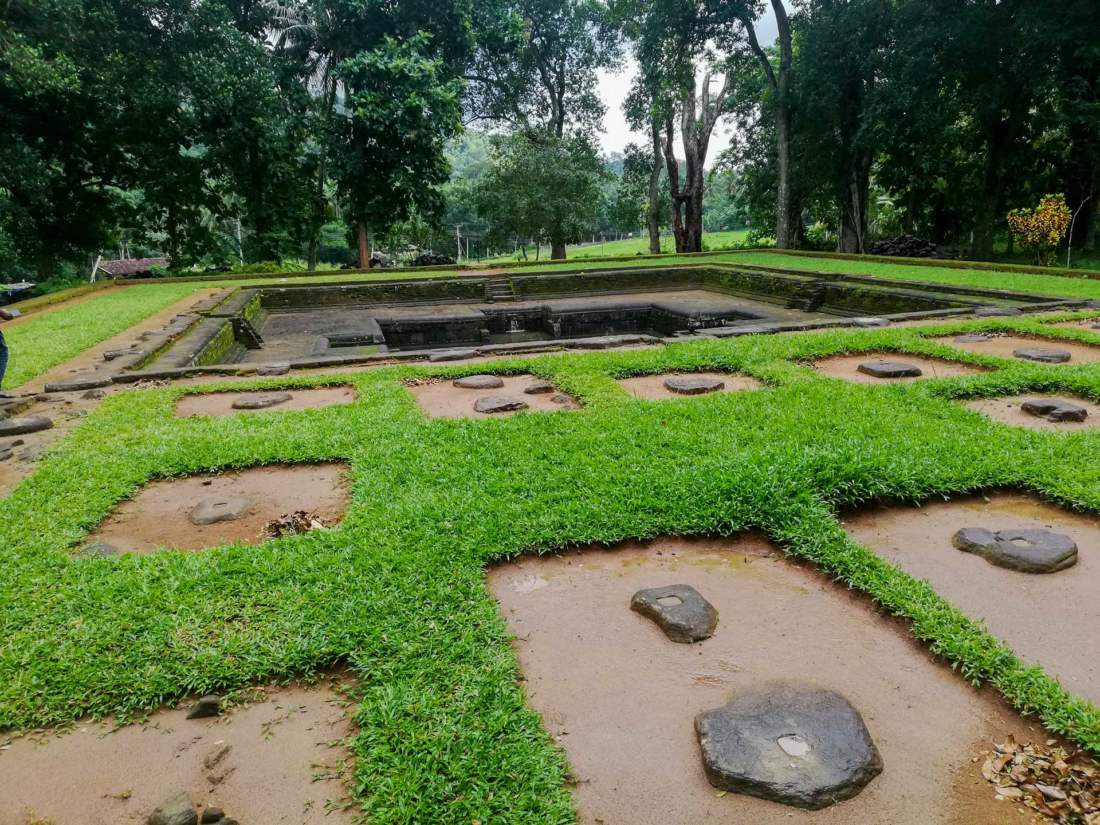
[596,5,782,158]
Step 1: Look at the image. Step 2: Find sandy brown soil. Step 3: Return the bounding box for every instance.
[934,333,1100,364]
[488,536,1042,825]
[617,371,763,400]
[0,390,114,498]
[843,492,1100,707]
[176,386,356,418]
[405,373,579,419]
[811,352,988,384]
[0,673,357,825]
[964,392,1100,432]
[85,463,349,554]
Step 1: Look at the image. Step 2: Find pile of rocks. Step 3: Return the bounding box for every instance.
[869,235,944,258]
[409,253,456,268]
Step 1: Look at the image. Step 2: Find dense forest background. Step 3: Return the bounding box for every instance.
[1,0,1097,289]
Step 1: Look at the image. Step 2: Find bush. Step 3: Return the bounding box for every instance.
[1007,194,1071,266]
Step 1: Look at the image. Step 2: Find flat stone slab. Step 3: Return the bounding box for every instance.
[1014,347,1072,364]
[952,527,1078,573]
[454,374,505,389]
[189,496,253,526]
[631,584,718,643]
[231,392,293,410]
[255,362,291,376]
[44,376,113,393]
[0,415,53,437]
[1021,398,1089,422]
[429,349,478,362]
[696,684,883,809]
[148,792,198,825]
[186,694,222,719]
[856,359,923,379]
[523,380,555,395]
[851,317,890,328]
[975,307,1023,317]
[663,376,725,395]
[473,395,528,414]
[77,541,120,558]
[954,333,994,343]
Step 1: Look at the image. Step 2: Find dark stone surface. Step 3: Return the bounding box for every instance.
[473,395,528,414]
[549,393,573,405]
[231,392,292,410]
[429,349,478,362]
[851,317,890,328]
[0,447,11,462]
[454,374,504,389]
[186,694,222,719]
[663,376,726,395]
[255,362,291,376]
[147,792,198,825]
[1021,398,1089,422]
[104,348,143,362]
[952,527,1078,573]
[189,496,253,525]
[856,360,923,379]
[44,376,113,393]
[523,380,555,395]
[200,809,225,823]
[695,684,883,809]
[630,584,718,643]
[77,542,119,559]
[954,333,994,343]
[0,415,53,437]
[82,388,108,400]
[975,307,1023,317]
[1013,347,1072,364]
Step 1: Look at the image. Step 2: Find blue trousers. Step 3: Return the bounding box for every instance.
[0,331,8,390]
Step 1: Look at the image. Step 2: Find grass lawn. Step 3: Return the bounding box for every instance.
[3,307,1100,820]
[1,283,198,390]
[480,229,752,263]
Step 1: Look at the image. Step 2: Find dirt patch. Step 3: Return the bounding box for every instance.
[85,463,349,554]
[617,371,762,400]
[0,672,357,825]
[176,386,356,418]
[488,536,1041,824]
[935,334,1100,365]
[842,491,1100,706]
[405,374,579,419]
[811,352,987,384]
[964,392,1100,432]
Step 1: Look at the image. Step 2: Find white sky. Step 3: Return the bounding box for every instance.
[596,5,781,159]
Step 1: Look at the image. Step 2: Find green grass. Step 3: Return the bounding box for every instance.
[480,229,752,263]
[3,309,1100,821]
[1,283,197,390]
[731,251,1100,300]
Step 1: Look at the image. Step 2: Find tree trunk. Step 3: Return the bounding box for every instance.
[35,250,56,281]
[663,116,687,253]
[357,221,370,269]
[838,157,871,253]
[647,121,663,254]
[550,230,566,260]
[775,100,795,248]
[306,238,319,272]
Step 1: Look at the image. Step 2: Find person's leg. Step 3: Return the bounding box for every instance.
[0,332,9,393]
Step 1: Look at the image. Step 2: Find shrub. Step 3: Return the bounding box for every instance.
[1007,194,1071,266]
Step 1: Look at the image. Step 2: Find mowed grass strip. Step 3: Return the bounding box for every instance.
[2,283,197,389]
[3,315,1100,819]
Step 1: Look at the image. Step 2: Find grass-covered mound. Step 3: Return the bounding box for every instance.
[2,311,1100,820]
